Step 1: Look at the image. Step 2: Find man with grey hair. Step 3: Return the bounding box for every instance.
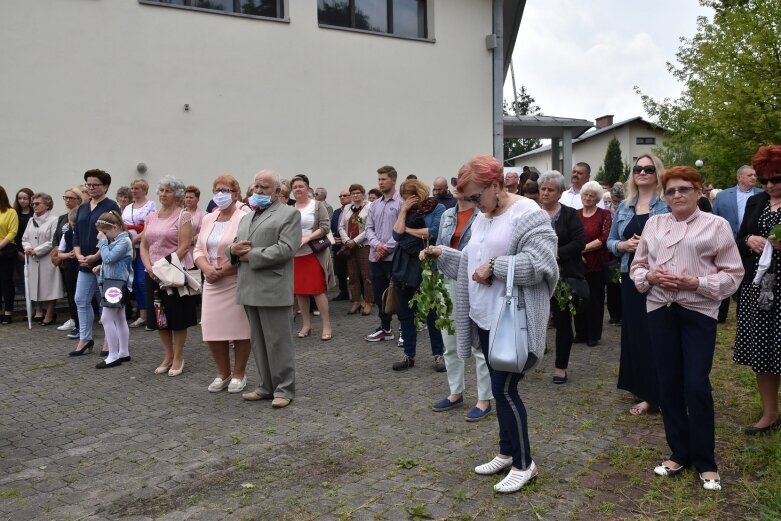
[432,176,456,209]
[229,170,301,409]
[504,171,520,195]
[314,187,333,220]
[712,164,762,321]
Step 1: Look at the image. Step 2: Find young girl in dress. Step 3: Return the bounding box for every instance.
[93,211,133,369]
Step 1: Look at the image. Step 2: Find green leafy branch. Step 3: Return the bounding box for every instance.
[409,258,455,335]
[554,279,577,315]
[769,224,781,241]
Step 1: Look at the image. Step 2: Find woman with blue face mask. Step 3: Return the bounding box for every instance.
[193,175,253,394]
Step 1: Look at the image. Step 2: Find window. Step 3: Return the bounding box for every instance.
[140,0,284,20]
[318,0,428,39]
[636,137,656,145]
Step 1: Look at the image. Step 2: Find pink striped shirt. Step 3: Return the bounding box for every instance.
[630,209,744,319]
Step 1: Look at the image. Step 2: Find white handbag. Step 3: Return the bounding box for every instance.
[488,256,532,373]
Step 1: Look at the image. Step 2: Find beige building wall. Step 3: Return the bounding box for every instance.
[0,0,494,213]
[515,121,665,178]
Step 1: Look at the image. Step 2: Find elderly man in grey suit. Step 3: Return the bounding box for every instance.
[229,170,302,408]
[712,165,762,321]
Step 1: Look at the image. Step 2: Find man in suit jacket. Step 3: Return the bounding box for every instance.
[712,165,761,321]
[229,170,302,408]
[712,165,762,238]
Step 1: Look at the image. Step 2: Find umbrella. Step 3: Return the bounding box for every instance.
[24,254,32,330]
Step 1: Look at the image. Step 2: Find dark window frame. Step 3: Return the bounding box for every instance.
[318,0,432,42]
[138,0,289,23]
[636,137,656,145]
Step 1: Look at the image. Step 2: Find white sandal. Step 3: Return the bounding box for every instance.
[493,462,538,493]
[474,455,512,475]
[699,473,722,491]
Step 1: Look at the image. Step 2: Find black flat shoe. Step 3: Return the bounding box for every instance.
[99,350,109,357]
[0,315,11,325]
[69,340,94,356]
[347,307,361,315]
[744,419,781,435]
[31,316,44,323]
[96,359,122,369]
[118,356,131,362]
[40,314,57,326]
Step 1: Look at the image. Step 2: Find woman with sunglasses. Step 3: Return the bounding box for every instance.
[22,193,65,325]
[424,155,557,493]
[631,166,742,491]
[734,145,781,435]
[607,154,669,416]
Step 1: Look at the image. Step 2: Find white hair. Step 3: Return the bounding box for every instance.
[580,180,604,199]
[158,175,186,200]
[254,170,281,190]
[538,170,566,193]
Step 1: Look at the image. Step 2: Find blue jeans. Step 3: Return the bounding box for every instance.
[75,271,100,341]
[478,327,532,470]
[647,304,718,473]
[131,252,147,310]
[396,283,444,359]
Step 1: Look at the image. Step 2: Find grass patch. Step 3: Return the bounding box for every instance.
[0,489,21,498]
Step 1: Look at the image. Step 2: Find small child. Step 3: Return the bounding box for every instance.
[93,211,133,368]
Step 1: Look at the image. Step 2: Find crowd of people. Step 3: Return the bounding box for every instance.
[0,144,779,494]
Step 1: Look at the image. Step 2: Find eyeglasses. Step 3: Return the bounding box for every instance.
[664,186,696,197]
[212,188,235,194]
[759,175,781,185]
[464,187,486,203]
[339,194,351,198]
[63,196,79,201]
[85,183,104,188]
[32,202,45,206]
[632,165,657,175]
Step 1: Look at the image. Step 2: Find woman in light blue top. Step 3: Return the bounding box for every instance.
[606,154,669,416]
[93,211,133,368]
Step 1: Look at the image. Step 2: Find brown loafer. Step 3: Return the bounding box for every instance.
[242,391,272,401]
[271,397,291,408]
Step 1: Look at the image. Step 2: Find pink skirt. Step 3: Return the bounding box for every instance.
[294,253,326,295]
[200,273,251,341]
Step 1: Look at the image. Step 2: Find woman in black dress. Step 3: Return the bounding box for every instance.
[607,155,669,415]
[734,145,781,435]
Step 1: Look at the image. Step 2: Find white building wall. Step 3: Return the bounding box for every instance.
[0,0,494,213]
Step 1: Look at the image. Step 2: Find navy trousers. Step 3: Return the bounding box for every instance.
[647,303,718,473]
[478,327,533,470]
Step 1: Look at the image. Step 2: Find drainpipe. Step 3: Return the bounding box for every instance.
[490,0,504,161]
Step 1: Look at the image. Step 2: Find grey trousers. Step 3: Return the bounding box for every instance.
[244,305,295,399]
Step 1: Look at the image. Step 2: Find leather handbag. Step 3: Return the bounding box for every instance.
[100,279,128,308]
[488,256,534,373]
[309,236,331,254]
[50,246,64,268]
[382,280,400,316]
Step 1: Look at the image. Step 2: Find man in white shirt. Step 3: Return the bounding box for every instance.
[559,162,605,210]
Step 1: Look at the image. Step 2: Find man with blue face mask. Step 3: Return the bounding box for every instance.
[228,170,302,409]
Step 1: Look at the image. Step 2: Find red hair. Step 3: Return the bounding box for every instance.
[455,155,504,193]
[752,145,781,180]
[661,166,703,191]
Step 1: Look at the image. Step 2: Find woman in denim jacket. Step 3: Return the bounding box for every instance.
[607,154,669,416]
[430,174,494,421]
[92,211,133,369]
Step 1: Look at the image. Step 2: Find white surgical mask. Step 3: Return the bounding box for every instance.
[212,191,233,210]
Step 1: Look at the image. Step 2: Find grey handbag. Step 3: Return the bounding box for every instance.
[487,256,533,373]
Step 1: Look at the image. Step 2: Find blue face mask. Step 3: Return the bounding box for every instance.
[250,193,273,208]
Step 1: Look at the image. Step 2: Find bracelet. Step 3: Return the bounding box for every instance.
[745,235,752,246]
[489,257,496,273]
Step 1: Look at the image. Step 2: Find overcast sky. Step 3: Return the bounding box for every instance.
[504,0,714,125]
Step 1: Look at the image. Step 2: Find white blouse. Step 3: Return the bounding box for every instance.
[466,198,540,330]
[295,199,316,257]
[206,220,230,266]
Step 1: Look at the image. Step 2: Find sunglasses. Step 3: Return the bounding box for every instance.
[759,175,781,185]
[663,186,695,197]
[632,165,657,175]
[464,187,486,203]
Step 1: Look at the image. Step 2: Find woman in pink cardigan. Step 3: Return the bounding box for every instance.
[193,175,252,394]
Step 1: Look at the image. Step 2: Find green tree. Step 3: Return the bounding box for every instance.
[503,86,543,166]
[597,138,625,185]
[636,0,781,186]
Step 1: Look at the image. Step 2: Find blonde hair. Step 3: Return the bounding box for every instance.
[624,154,664,202]
[399,179,430,201]
[95,210,126,231]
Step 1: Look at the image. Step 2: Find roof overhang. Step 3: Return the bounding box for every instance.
[503,115,594,139]
[503,1,527,79]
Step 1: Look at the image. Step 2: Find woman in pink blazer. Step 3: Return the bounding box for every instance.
[194,175,252,394]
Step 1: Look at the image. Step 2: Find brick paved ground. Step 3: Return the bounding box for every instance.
[0,297,652,520]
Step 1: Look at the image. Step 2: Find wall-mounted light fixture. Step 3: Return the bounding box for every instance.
[184,104,190,112]
[137,163,148,174]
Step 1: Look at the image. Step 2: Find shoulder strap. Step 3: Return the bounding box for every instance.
[505,256,515,298]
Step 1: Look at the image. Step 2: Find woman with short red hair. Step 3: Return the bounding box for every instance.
[734,144,781,435]
[631,166,743,491]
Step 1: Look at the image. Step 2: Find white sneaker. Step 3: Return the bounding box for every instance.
[493,462,538,493]
[207,376,231,392]
[57,319,75,331]
[228,377,247,393]
[474,455,513,475]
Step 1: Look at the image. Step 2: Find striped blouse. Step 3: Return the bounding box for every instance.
[630,209,744,319]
